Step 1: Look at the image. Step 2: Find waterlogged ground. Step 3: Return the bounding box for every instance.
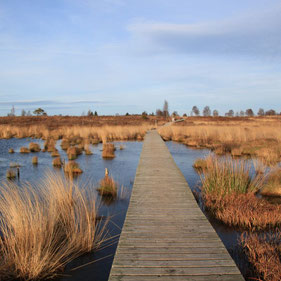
[0,138,268,280]
[0,138,142,281]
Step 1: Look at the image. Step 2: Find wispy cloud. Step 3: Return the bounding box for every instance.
[127,4,281,59]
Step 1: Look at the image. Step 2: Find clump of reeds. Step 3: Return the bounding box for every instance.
[0,173,104,280]
[60,139,70,150]
[119,144,124,150]
[200,156,281,229]
[98,174,117,198]
[64,161,83,175]
[102,143,115,159]
[20,147,30,153]
[8,148,14,153]
[84,144,93,155]
[67,146,82,160]
[52,157,62,167]
[44,139,56,152]
[32,156,38,165]
[241,231,281,281]
[29,142,41,152]
[6,169,16,179]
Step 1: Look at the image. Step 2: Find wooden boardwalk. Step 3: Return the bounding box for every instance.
[109,130,244,281]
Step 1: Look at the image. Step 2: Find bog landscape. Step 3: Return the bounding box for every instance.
[0,109,280,281]
[1,1,281,280]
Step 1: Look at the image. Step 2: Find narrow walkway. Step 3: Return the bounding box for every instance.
[109,130,244,280]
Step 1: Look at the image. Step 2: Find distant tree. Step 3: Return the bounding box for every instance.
[203,106,211,117]
[156,109,163,117]
[26,110,32,116]
[149,112,155,116]
[235,111,239,117]
[240,110,245,117]
[21,109,26,116]
[192,106,200,116]
[142,111,148,119]
[7,105,15,117]
[183,113,187,117]
[163,100,169,118]
[265,109,276,116]
[172,111,179,117]
[125,112,130,116]
[94,111,98,116]
[257,108,265,116]
[33,108,46,116]
[245,108,254,117]
[225,109,234,117]
[87,109,93,116]
[212,109,219,117]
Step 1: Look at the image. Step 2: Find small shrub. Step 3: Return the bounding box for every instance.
[29,142,41,152]
[102,143,115,159]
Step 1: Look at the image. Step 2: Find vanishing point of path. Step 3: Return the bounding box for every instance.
[109,130,244,281]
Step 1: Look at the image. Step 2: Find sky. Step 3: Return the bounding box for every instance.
[0,0,281,116]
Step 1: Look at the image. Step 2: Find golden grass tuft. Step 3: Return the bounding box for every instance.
[32,156,38,165]
[98,175,117,198]
[193,158,208,170]
[0,173,105,280]
[8,148,14,153]
[20,147,30,153]
[102,143,115,159]
[64,161,83,175]
[29,142,41,152]
[60,139,70,150]
[52,157,62,167]
[260,168,281,196]
[51,150,60,157]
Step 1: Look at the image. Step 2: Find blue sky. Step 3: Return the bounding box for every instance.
[0,0,280,116]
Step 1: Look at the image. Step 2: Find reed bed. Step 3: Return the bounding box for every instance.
[0,173,105,280]
[102,143,115,159]
[158,119,281,164]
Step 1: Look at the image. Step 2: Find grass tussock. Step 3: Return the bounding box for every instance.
[193,158,208,171]
[32,156,38,165]
[241,231,281,281]
[20,147,30,153]
[260,168,281,196]
[6,169,16,179]
[0,173,104,280]
[52,157,62,167]
[8,149,14,154]
[98,175,117,198]
[200,156,281,229]
[64,161,83,175]
[102,143,115,159]
[29,142,41,152]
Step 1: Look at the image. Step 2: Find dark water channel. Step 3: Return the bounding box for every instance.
[0,138,261,280]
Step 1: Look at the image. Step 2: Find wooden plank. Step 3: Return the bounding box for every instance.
[108,130,244,281]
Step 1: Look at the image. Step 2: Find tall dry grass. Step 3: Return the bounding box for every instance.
[0,172,105,280]
[158,119,281,163]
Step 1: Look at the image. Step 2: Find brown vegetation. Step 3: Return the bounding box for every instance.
[29,142,41,152]
[159,116,281,164]
[98,175,117,198]
[32,156,38,165]
[102,143,115,159]
[8,148,14,153]
[20,147,30,153]
[200,156,281,229]
[52,157,62,167]
[0,173,104,280]
[6,169,16,179]
[241,231,281,281]
[64,161,83,175]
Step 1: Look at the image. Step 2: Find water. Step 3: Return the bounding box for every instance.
[0,138,142,281]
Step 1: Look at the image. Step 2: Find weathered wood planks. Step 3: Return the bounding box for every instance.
[108,130,244,281]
